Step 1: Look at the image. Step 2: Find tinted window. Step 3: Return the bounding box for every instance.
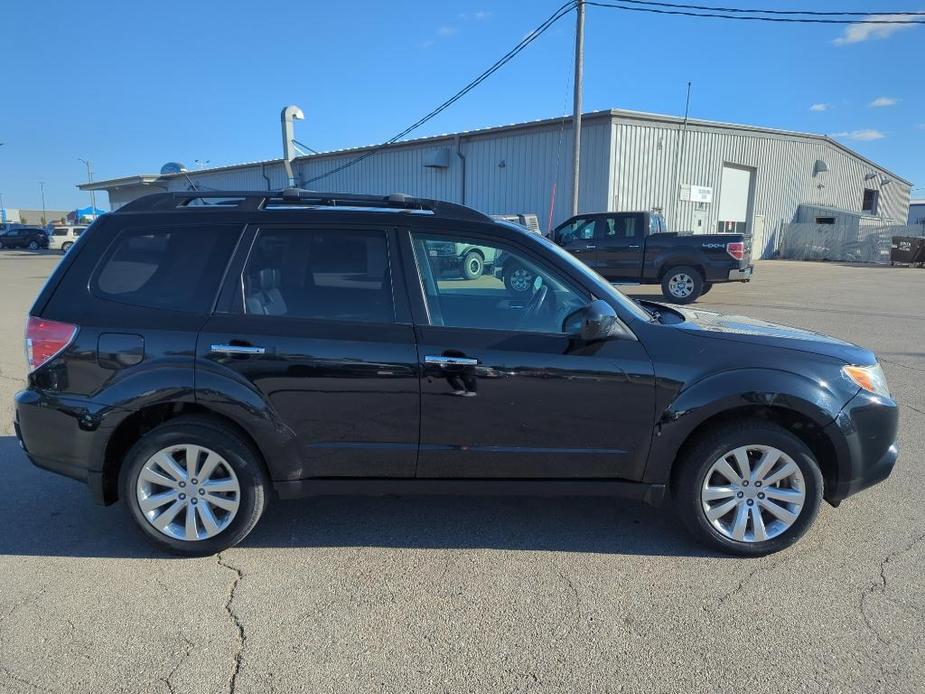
[606,214,638,238]
[53,228,67,236]
[411,232,586,334]
[555,217,597,243]
[242,229,393,323]
[94,225,240,313]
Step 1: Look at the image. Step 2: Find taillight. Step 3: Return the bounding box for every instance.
[726,241,745,260]
[25,316,77,372]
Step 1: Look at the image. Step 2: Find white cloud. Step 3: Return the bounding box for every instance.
[917,123,925,130]
[810,103,831,112]
[832,129,887,141]
[437,25,457,36]
[869,96,899,108]
[419,39,435,49]
[459,10,492,21]
[833,14,919,45]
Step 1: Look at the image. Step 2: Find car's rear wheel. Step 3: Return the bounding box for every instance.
[674,420,823,556]
[462,250,484,280]
[28,240,39,250]
[661,266,703,303]
[61,242,73,253]
[119,417,269,555]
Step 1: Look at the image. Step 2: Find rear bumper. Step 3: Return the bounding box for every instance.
[727,265,754,281]
[14,388,125,505]
[824,390,899,505]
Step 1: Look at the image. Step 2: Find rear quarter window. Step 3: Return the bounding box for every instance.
[93,224,241,313]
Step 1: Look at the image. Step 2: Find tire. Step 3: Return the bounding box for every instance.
[61,242,73,253]
[674,420,823,556]
[119,416,269,556]
[503,262,535,295]
[700,282,713,296]
[28,240,39,250]
[661,265,703,304]
[462,250,484,280]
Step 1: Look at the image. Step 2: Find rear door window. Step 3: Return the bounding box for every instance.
[240,228,394,324]
[93,224,241,313]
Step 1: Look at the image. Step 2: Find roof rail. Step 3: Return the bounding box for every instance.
[116,189,493,223]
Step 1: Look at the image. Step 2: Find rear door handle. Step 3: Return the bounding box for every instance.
[425,355,479,367]
[210,344,267,355]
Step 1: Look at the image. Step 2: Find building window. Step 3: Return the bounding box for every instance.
[815,217,836,225]
[862,189,879,215]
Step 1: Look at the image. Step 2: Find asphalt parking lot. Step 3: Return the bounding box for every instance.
[0,250,922,693]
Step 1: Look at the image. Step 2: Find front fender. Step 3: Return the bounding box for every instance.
[643,368,853,484]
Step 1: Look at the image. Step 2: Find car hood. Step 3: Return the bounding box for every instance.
[660,304,876,364]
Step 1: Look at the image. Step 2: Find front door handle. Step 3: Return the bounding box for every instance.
[210,344,267,355]
[425,355,479,367]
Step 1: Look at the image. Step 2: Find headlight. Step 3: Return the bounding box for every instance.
[842,363,891,399]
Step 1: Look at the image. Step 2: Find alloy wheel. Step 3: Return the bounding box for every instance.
[135,444,241,541]
[668,273,694,299]
[509,267,533,293]
[700,445,806,543]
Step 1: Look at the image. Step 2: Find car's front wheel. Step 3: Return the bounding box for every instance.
[504,263,535,295]
[61,242,73,253]
[674,420,823,556]
[119,417,269,555]
[462,250,484,280]
[28,240,39,250]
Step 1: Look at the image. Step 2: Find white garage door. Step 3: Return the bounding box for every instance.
[718,164,753,233]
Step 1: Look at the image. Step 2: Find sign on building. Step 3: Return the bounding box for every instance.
[679,184,713,204]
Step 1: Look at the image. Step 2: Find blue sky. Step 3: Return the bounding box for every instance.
[2,0,923,211]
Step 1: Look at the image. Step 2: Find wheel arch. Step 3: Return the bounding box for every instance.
[100,402,270,505]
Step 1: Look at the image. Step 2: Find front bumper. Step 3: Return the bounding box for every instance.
[727,265,753,281]
[824,389,899,505]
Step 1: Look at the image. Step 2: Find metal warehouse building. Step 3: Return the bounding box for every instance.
[83,108,911,258]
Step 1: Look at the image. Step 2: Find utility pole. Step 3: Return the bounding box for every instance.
[672,82,693,230]
[39,181,47,226]
[78,158,96,217]
[0,192,5,224]
[570,0,585,217]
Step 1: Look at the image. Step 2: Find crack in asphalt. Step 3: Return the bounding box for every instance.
[558,571,582,636]
[878,357,925,374]
[717,563,765,606]
[859,531,925,646]
[899,402,925,417]
[0,591,52,693]
[217,553,246,694]
[161,636,194,694]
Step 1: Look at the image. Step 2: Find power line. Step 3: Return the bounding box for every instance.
[586,1,925,24]
[304,0,578,185]
[607,0,925,17]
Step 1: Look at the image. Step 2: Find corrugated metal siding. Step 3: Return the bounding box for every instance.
[612,118,912,258]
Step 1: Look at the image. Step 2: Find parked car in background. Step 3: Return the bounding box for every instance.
[47,225,87,252]
[549,211,753,303]
[14,190,897,557]
[0,226,49,250]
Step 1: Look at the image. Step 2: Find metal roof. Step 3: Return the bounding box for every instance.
[79,108,912,190]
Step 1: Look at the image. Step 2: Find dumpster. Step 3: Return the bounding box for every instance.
[890,236,925,266]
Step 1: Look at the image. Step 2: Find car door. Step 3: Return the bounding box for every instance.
[404,227,656,480]
[596,213,646,280]
[552,216,602,270]
[196,225,420,478]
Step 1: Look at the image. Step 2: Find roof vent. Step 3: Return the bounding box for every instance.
[160,162,188,175]
[813,160,829,176]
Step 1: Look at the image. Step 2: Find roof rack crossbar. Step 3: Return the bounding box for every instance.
[116,189,492,223]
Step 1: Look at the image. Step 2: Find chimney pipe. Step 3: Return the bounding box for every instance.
[281,105,305,187]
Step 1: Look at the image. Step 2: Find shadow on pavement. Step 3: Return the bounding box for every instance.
[0,436,713,559]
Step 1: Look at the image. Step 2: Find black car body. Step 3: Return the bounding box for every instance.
[552,211,753,303]
[14,190,898,555]
[0,226,50,250]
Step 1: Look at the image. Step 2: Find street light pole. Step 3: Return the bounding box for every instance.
[39,181,47,226]
[78,158,96,217]
[570,0,585,217]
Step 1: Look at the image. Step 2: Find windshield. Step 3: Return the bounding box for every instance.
[531,233,653,323]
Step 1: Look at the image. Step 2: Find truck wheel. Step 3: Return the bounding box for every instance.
[61,242,73,253]
[462,250,484,280]
[700,282,713,296]
[674,419,823,556]
[504,263,535,295]
[661,266,703,304]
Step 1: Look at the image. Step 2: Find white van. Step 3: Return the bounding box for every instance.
[48,225,87,252]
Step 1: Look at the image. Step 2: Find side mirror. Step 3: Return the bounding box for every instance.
[566,299,632,342]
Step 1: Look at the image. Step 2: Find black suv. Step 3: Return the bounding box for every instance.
[14,190,898,556]
[0,226,49,250]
